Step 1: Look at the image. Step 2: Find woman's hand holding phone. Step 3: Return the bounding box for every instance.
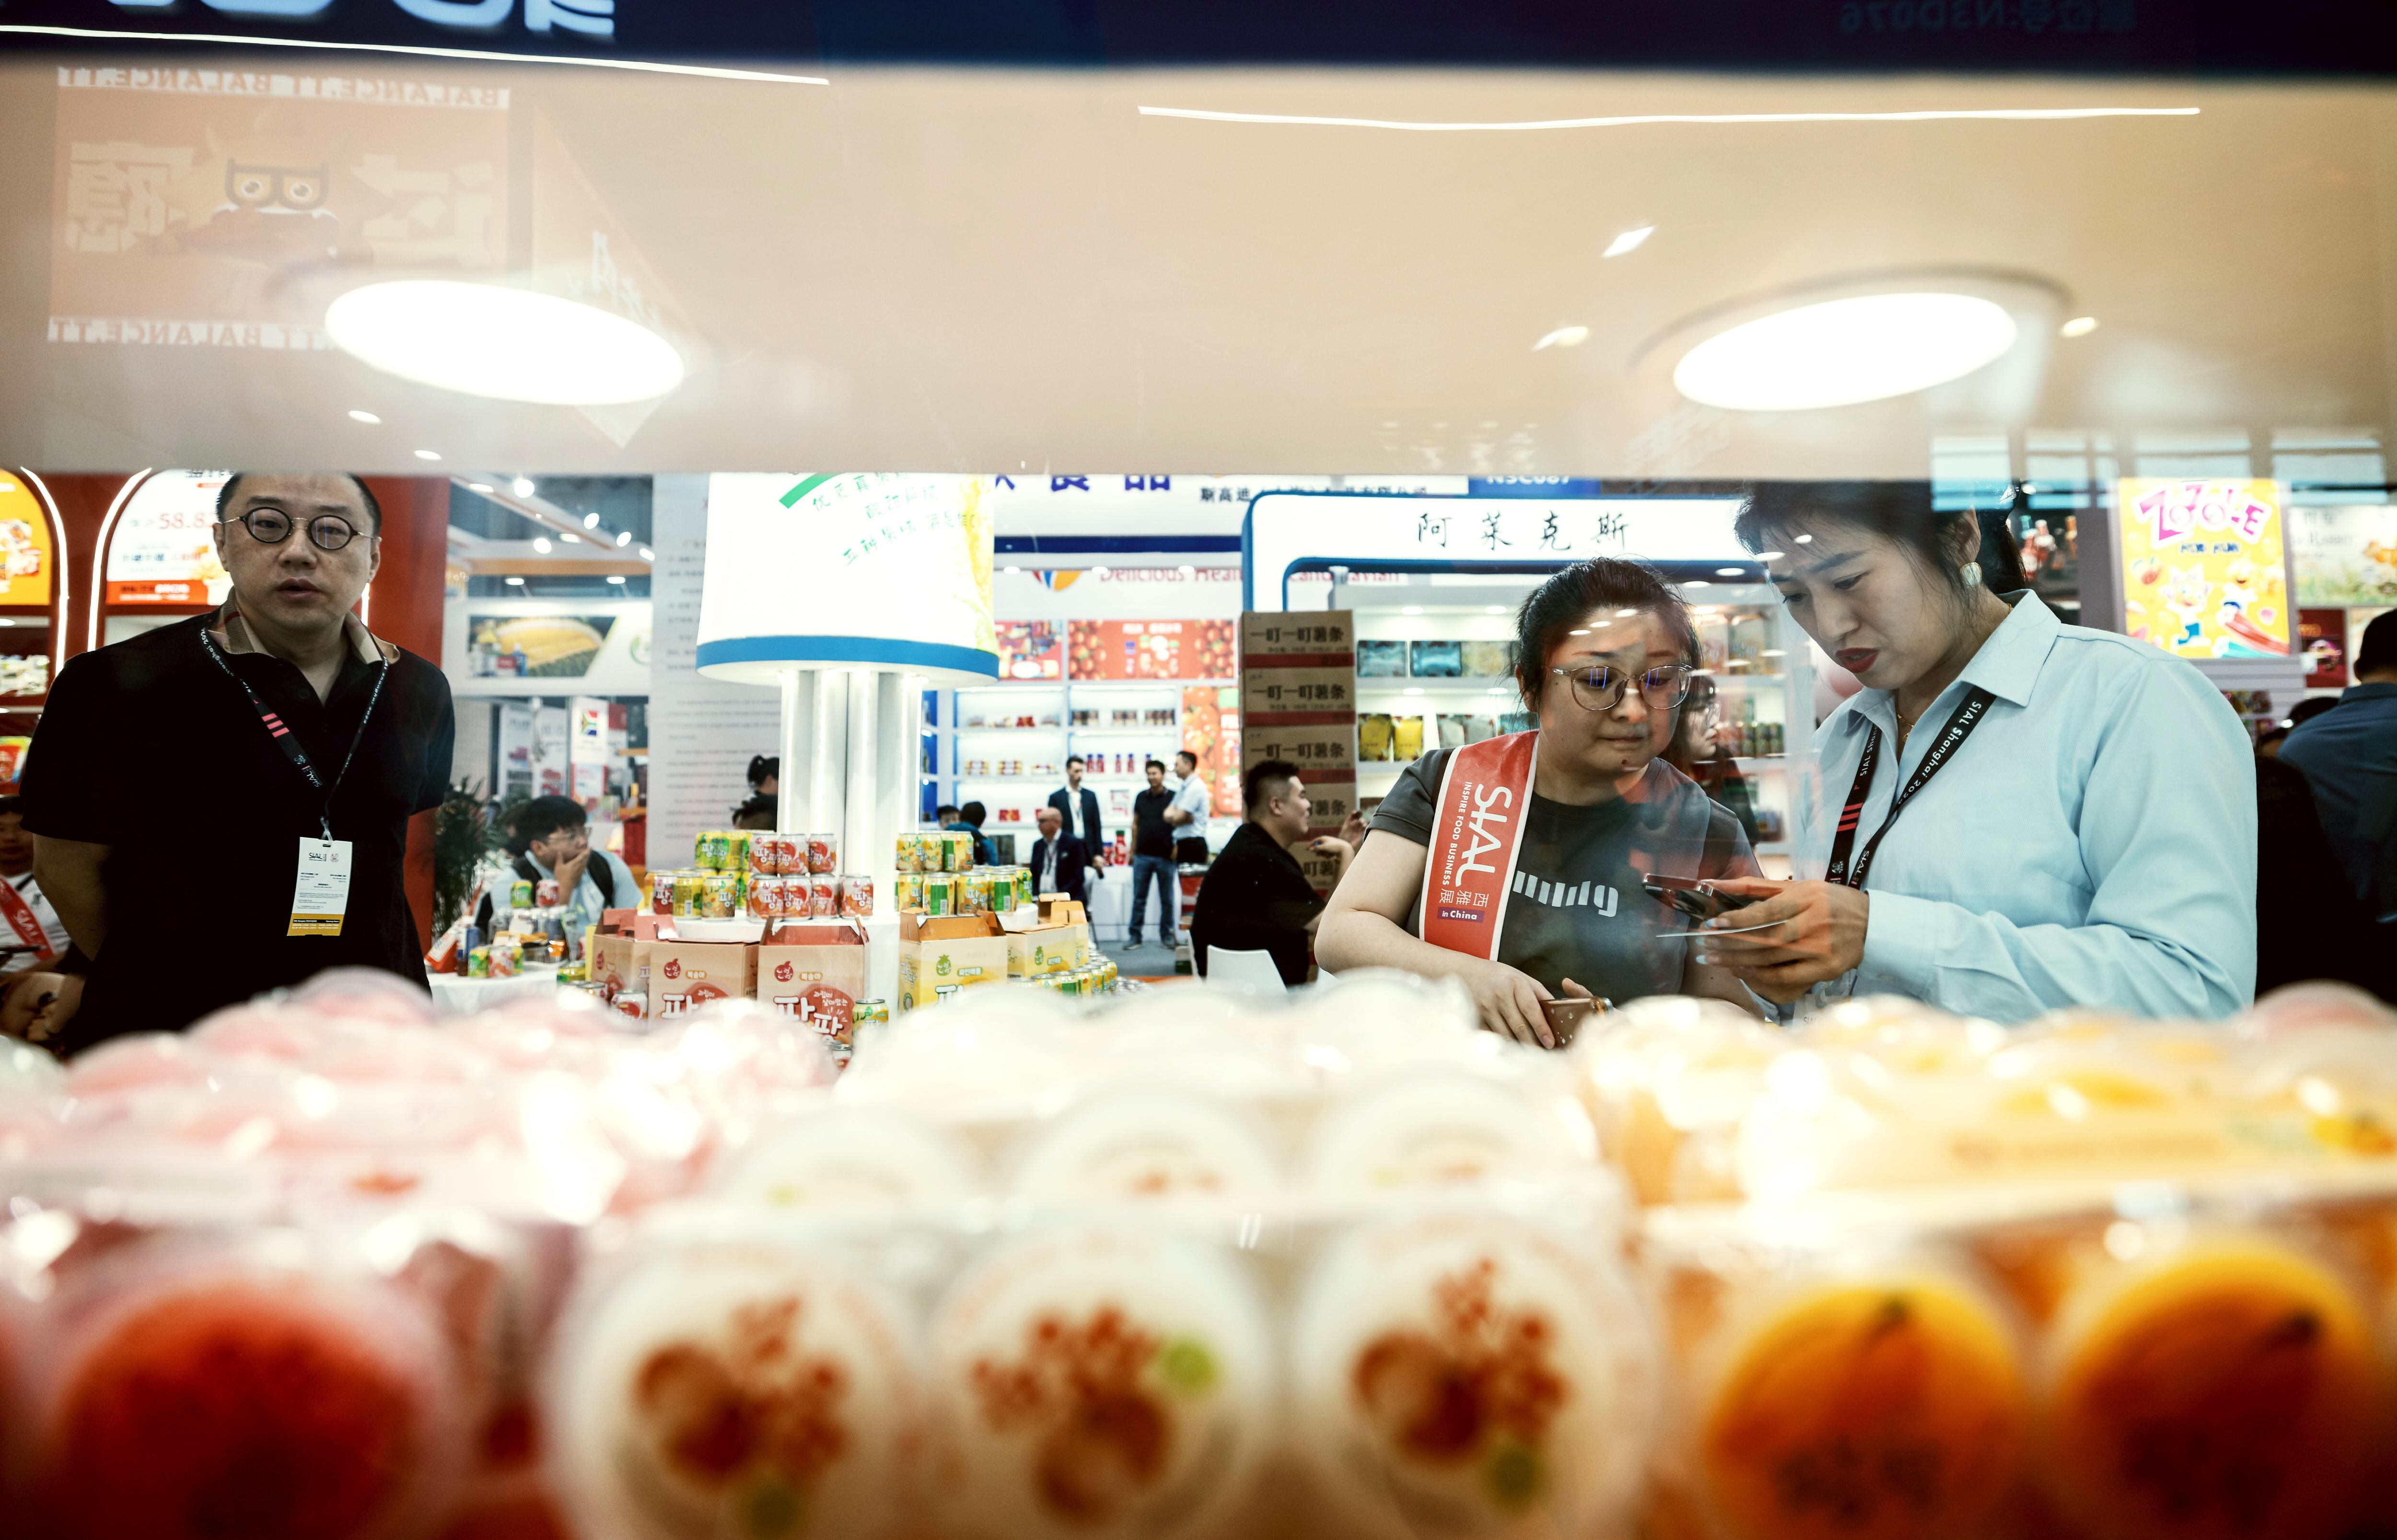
[1695,878,1869,1004]
[1462,957,1564,1049]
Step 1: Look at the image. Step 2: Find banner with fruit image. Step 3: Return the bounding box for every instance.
[2117,478,2292,659]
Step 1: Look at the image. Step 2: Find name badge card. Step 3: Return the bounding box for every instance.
[290,838,353,937]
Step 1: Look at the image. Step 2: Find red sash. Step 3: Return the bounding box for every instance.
[0,879,54,966]
[1418,730,1538,961]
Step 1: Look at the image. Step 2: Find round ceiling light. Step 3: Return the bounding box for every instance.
[1672,292,2019,412]
[325,281,684,405]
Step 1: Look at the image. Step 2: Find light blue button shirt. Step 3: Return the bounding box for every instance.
[1790,594,2256,1023]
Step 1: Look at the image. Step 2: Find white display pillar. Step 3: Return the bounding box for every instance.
[696,473,1001,1017]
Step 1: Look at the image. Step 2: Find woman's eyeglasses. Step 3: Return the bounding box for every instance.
[222,507,369,552]
[1551,662,1695,712]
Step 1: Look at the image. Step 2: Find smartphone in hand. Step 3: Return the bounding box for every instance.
[1641,874,1763,922]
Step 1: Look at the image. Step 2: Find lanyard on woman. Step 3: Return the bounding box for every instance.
[1824,687,1997,889]
[198,625,388,842]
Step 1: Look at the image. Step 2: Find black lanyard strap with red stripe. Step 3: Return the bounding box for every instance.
[199,625,388,842]
[1824,686,1997,890]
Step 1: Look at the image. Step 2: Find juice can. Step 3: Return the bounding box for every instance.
[726,831,752,874]
[841,874,873,918]
[702,873,740,919]
[648,869,676,915]
[672,871,705,916]
[893,834,917,873]
[747,836,776,877]
[693,831,725,871]
[510,879,534,909]
[775,832,803,874]
[808,833,838,875]
[809,874,838,919]
[746,875,779,921]
[535,879,562,908]
[466,946,491,979]
[970,870,997,915]
[1011,867,1032,910]
[923,872,952,916]
[892,873,921,912]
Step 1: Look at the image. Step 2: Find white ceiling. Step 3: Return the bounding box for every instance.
[5,60,2395,479]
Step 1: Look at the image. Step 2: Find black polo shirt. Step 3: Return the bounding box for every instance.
[1188,820,1325,986]
[22,609,454,1051]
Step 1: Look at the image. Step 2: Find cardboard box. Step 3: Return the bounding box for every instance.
[897,912,1011,1012]
[757,921,870,1065]
[1001,897,1093,976]
[640,940,756,1017]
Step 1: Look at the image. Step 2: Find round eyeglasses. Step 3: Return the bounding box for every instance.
[222,508,368,552]
[1550,662,1695,712]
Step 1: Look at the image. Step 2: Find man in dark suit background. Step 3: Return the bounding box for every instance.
[1029,807,1091,905]
[1046,754,1105,886]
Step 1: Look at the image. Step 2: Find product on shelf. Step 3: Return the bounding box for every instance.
[1692,1263,2027,1540]
[554,1244,923,1540]
[1410,639,1463,677]
[1359,639,1407,677]
[924,1226,1275,1540]
[1010,1088,1280,1203]
[1292,1210,1653,1540]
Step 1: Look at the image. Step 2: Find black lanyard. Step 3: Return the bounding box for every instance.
[1824,686,1997,890]
[199,625,389,842]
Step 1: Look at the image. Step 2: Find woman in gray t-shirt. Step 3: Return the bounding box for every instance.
[1318,558,1762,1045]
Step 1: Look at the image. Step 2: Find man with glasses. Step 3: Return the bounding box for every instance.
[22,472,454,1052]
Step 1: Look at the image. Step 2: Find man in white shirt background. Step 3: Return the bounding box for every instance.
[1166,749,1212,865]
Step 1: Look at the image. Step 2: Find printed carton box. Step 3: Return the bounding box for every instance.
[638,940,756,1018]
[757,921,869,1065]
[897,912,1010,1012]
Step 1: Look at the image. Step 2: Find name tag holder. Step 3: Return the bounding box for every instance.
[198,625,387,938]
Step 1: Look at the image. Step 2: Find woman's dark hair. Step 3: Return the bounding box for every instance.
[508,794,588,856]
[747,754,779,787]
[731,793,777,830]
[959,800,987,827]
[1512,557,1696,712]
[1734,482,2025,600]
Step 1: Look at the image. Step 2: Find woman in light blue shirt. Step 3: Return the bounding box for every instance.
[1702,482,2256,1023]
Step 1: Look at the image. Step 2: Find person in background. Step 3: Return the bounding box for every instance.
[2254,754,2388,998]
[945,801,994,866]
[476,795,637,959]
[748,754,780,798]
[0,967,77,1047]
[1166,749,1213,865]
[1126,759,1179,952]
[731,794,776,833]
[2281,628,2397,924]
[1191,759,1356,987]
[1029,806,1092,906]
[26,472,454,1052]
[1319,558,1762,1041]
[1047,754,1106,881]
[1659,672,1763,847]
[0,795,70,968]
[1702,481,2254,1022]
[935,803,960,826]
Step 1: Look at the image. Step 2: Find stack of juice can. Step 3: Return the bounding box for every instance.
[651,830,873,921]
[887,843,1026,915]
[1028,958,1120,996]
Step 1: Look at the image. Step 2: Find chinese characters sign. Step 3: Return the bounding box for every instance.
[50,66,507,349]
[107,470,231,605]
[1240,610,1357,863]
[2117,478,2292,659]
[1246,494,1745,610]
